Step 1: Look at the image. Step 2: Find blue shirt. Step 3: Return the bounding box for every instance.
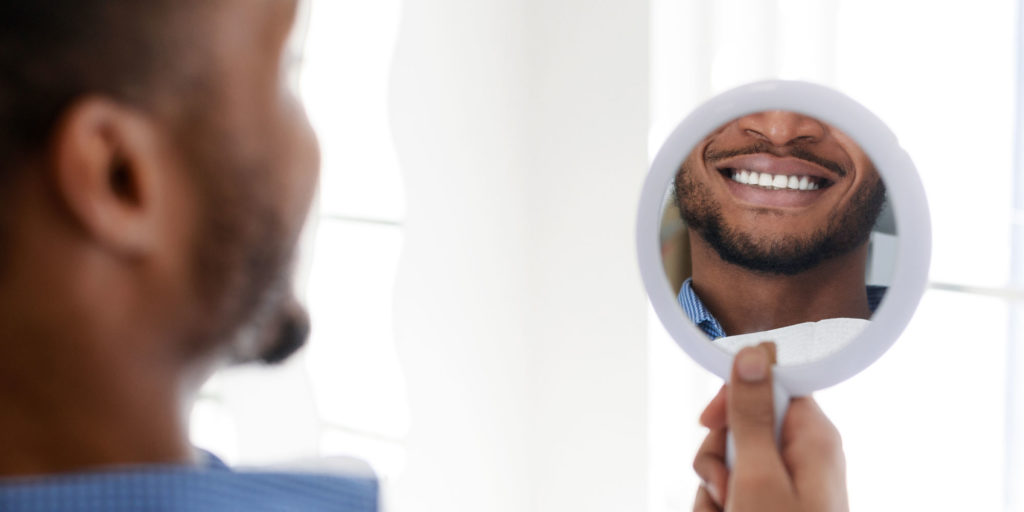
[0,453,378,512]
[677,277,887,340]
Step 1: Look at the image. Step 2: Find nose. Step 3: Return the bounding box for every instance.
[736,111,827,147]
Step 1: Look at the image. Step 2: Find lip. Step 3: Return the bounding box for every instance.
[711,154,841,209]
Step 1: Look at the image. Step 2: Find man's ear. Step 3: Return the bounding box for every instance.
[49,97,167,257]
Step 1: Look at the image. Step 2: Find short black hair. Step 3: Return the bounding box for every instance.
[0,1,204,169]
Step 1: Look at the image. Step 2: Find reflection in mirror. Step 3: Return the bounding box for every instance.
[660,110,896,366]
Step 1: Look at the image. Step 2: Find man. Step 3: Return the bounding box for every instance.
[0,1,846,510]
[674,111,887,340]
[0,1,375,510]
[674,112,860,509]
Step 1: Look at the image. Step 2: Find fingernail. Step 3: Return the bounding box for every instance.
[736,347,768,382]
[705,481,722,505]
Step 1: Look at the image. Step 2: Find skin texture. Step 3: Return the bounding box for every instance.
[0,0,318,476]
[692,344,849,512]
[675,111,886,336]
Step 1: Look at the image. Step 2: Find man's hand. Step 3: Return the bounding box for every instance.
[692,343,848,512]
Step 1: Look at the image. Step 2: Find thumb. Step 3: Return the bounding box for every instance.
[728,342,784,468]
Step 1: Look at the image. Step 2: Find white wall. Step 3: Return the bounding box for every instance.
[389,1,533,510]
[389,0,650,510]
[521,1,650,511]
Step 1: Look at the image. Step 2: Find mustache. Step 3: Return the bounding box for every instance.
[704,141,848,178]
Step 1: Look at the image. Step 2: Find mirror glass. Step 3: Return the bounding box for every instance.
[660,110,897,366]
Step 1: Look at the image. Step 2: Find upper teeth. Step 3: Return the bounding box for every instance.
[730,169,819,191]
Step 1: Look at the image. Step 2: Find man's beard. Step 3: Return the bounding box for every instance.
[189,176,311,365]
[674,161,887,276]
[179,134,311,366]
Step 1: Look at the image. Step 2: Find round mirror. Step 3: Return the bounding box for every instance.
[637,81,930,395]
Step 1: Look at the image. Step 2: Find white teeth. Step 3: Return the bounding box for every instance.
[729,169,823,192]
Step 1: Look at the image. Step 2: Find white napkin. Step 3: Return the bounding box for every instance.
[716,318,870,366]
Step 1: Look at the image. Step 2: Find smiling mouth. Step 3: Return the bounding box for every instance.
[719,168,833,192]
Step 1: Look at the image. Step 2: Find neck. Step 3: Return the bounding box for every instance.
[0,174,216,477]
[689,233,872,336]
[0,319,204,476]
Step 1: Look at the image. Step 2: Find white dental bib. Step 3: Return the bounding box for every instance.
[716,318,871,367]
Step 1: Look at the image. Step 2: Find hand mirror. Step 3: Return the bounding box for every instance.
[636,81,931,459]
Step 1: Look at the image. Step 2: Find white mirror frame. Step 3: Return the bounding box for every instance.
[637,80,931,395]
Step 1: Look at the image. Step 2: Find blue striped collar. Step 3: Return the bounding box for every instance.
[677,277,887,340]
[678,279,728,339]
[0,454,378,512]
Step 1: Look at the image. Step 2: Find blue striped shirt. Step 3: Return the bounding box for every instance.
[677,277,887,340]
[0,454,378,512]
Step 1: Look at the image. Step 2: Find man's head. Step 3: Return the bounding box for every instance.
[0,0,318,369]
[674,111,886,275]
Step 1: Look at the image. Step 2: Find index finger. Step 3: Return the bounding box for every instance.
[699,385,727,429]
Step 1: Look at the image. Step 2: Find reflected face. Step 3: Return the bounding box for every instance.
[674,111,885,275]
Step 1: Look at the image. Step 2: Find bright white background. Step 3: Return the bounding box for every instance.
[190,0,1024,511]
[649,1,1021,511]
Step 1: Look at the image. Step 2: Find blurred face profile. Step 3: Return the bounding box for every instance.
[177,0,320,364]
[674,111,885,275]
